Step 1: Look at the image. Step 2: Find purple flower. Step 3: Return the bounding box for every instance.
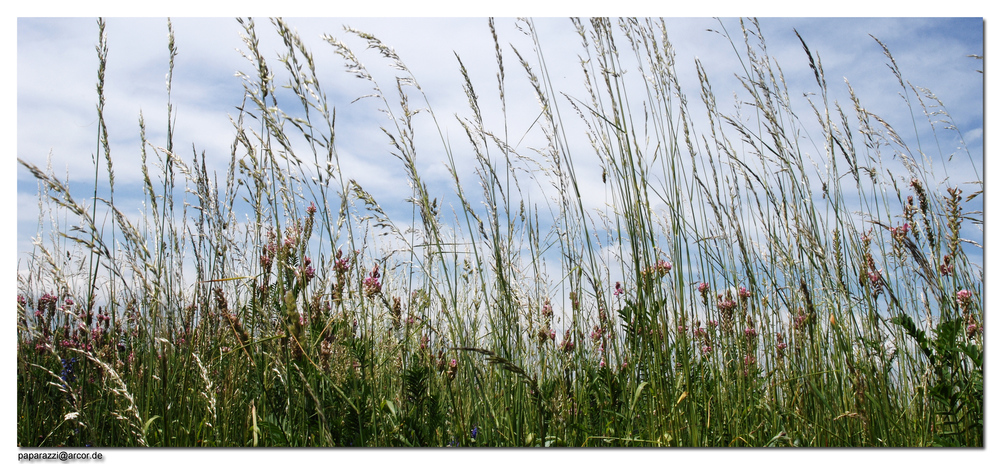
[613,282,624,297]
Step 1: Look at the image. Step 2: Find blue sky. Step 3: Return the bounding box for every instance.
[14,15,985,272]
[6,3,995,461]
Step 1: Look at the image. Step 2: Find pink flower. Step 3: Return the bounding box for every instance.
[966,323,982,337]
[541,301,553,318]
[697,282,710,295]
[613,282,624,297]
[738,286,750,300]
[363,264,382,297]
[956,289,973,306]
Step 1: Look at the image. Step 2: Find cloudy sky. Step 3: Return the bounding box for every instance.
[14,13,985,269]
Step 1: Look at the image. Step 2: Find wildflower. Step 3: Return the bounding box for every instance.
[793,309,808,329]
[333,249,350,273]
[537,327,550,344]
[744,327,757,338]
[541,300,553,319]
[867,269,882,287]
[64,297,75,306]
[698,282,710,294]
[940,254,954,276]
[17,295,26,307]
[363,264,382,297]
[701,345,713,354]
[694,327,707,338]
[738,286,750,300]
[956,289,973,308]
[966,323,982,338]
[599,359,606,368]
[613,281,624,297]
[590,326,603,342]
[60,357,77,384]
[677,325,687,335]
[645,260,673,277]
[718,298,737,311]
[890,223,910,241]
[306,202,317,215]
[558,330,575,354]
[471,425,479,440]
[743,355,756,366]
[447,358,458,380]
[549,330,556,340]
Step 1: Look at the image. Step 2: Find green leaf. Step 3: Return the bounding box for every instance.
[142,415,161,437]
[890,314,932,359]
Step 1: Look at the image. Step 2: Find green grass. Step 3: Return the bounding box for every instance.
[17,17,983,447]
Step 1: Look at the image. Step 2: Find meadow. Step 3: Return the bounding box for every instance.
[17,17,983,447]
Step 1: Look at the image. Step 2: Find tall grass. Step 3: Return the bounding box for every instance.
[17,17,982,447]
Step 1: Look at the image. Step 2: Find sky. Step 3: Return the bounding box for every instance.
[14,15,985,278]
[6,1,996,461]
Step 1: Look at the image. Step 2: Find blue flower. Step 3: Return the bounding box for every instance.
[60,357,77,383]
[471,425,479,439]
